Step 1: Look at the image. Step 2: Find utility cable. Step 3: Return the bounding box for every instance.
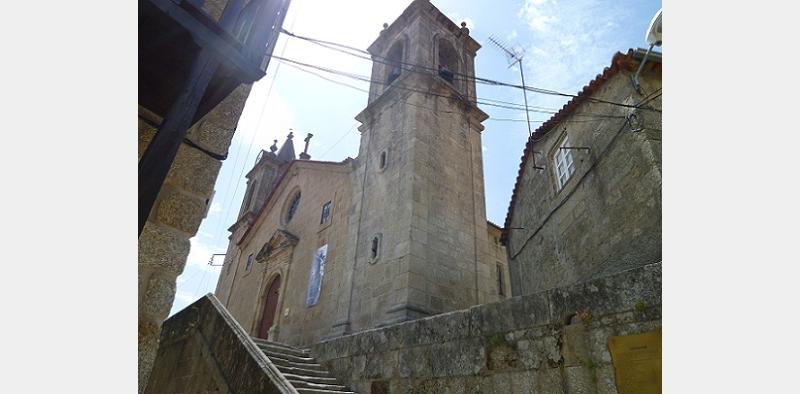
[281,29,661,113]
[276,55,626,120]
[507,91,660,257]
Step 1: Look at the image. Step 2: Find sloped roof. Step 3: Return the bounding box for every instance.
[501,49,661,243]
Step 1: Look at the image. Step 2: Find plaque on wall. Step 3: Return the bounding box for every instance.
[608,328,661,394]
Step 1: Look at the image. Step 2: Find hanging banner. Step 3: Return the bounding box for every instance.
[305,244,328,307]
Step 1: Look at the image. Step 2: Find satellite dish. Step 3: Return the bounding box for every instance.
[646,9,662,46]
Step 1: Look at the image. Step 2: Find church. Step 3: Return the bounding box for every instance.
[213,0,510,347]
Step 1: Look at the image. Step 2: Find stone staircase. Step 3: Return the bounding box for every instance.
[252,338,356,394]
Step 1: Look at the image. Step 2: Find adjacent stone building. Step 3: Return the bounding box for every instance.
[214,0,509,348]
[503,49,662,296]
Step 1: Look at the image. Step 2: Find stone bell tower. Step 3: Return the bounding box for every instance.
[331,0,492,335]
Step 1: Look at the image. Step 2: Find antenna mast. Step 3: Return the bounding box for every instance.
[488,35,533,137]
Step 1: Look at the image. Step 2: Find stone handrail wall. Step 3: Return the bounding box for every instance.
[145,293,298,394]
[310,262,662,394]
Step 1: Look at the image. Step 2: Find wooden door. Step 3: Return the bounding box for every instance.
[257,275,281,339]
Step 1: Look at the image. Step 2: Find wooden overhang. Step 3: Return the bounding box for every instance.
[138,0,290,236]
[139,0,283,125]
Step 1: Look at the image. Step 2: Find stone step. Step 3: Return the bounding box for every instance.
[262,349,318,364]
[274,364,334,378]
[269,354,327,371]
[283,373,340,385]
[252,338,310,357]
[296,389,356,394]
[289,380,348,391]
[250,336,355,393]
[258,343,311,359]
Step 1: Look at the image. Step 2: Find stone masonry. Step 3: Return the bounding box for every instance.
[138,0,254,386]
[504,50,662,296]
[213,0,509,350]
[310,262,661,394]
[138,81,251,392]
[145,294,297,394]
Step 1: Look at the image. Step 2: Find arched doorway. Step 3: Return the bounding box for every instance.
[257,275,281,339]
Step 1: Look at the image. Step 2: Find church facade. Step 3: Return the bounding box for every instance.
[214,0,508,347]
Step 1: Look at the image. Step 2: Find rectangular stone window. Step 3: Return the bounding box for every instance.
[305,244,328,307]
[245,253,254,272]
[497,263,505,297]
[320,201,332,225]
[554,134,576,189]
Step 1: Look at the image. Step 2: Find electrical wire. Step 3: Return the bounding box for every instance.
[637,91,662,109]
[276,55,626,120]
[507,91,661,257]
[318,122,359,160]
[281,28,661,113]
[211,4,300,246]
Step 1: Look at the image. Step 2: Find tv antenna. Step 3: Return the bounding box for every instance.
[488,35,534,138]
[632,8,662,93]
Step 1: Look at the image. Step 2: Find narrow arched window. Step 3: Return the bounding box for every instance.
[386,41,403,84]
[371,236,380,259]
[285,191,301,223]
[369,233,382,263]
[437,39,458,84]
[379,151,387,170]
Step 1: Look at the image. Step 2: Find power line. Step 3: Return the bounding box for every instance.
[318,123,359,160]
[508,90,660,256]
[212,3,300,245]
[284,62,370,93]
[276,55,625,121]
[637,90,662,109]
[281,29,661,113]
[488,117,621,124]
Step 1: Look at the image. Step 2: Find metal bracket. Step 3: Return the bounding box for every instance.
[559,146,591,152]
[208,253,226,266]
[530,151,545,170]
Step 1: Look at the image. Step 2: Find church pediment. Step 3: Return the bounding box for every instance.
[255,229,299,262]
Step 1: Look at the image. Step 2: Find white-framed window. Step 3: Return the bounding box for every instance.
[553,135,576,190]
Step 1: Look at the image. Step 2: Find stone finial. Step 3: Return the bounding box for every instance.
[269,139,278,154]
[383,23,389,29]
[299,133,313,160]
[276,129,297,163]
[460,21,470,36]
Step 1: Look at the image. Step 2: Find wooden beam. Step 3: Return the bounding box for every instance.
[139,49,221,236]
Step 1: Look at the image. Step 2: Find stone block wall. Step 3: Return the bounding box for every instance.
[487,224,511,300]
[506,66,662,296]
[309,263,661,394]
[145,294,295,394]
[138,83,251,391]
